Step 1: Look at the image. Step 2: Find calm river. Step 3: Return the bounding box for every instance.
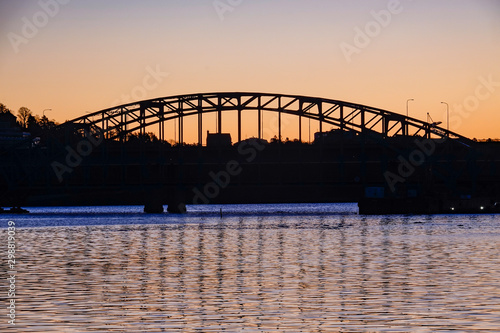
[1,203,499,332]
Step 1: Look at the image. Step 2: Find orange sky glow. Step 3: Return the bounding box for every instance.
[1,0,499,143]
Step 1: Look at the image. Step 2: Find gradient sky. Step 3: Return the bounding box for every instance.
[1,0,499,142]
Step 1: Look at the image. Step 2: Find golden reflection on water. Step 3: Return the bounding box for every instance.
[2,214,500,332]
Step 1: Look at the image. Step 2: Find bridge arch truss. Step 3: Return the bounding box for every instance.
[69,92,470,144]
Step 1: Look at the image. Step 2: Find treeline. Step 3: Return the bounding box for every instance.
[1,103,173,146]
[0,103,58,136]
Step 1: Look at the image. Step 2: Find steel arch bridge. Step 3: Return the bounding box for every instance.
[69,92,471,144]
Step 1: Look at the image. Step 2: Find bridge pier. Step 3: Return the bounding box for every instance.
[167,201,186,214]
[144,198,164,214]
[167,191,187,214]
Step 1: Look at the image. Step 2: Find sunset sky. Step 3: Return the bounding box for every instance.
[1,0,499,142]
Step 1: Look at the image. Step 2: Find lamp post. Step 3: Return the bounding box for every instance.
[42,108,52,117]
[405,99,413,136]
[406,99,414,117]
[441,102,449,135]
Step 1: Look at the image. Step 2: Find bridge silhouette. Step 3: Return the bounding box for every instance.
[72,92,469,144]
[1,92,497,214]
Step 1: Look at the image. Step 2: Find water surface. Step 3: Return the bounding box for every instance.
[1,204,499,332]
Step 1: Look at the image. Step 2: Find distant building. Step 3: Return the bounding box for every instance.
[206,131,232,147]
[0,112,30,148]
[0,112,17,127]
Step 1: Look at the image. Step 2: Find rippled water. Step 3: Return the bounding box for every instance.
[1,204,500,332]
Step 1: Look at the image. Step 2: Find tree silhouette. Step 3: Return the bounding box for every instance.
[39,115,57,130]
[0,103,11,114]
[17,107,32,128]
[27,114,40,131]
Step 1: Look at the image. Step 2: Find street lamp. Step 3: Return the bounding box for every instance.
[441,102,449,135]
[406,99,414,117]
[405,99,414,136]
[42,108,52,117]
